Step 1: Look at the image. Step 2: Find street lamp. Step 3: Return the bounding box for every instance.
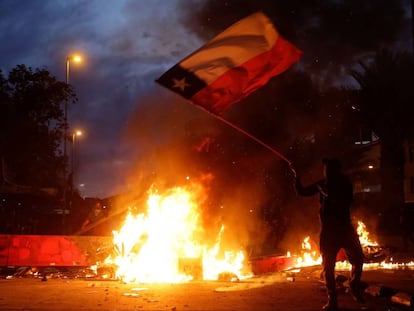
[71,130,83,179]
[63,54,81,232]
[69,130,83,213]
[64,55,81,162]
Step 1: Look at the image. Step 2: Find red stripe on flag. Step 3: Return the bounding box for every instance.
[191,35,302,115]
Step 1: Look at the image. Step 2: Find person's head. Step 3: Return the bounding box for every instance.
[322,157,342,178]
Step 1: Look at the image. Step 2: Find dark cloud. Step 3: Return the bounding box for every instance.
[0,0,207,197]
[181,0,411,87]
[1,0,412,206]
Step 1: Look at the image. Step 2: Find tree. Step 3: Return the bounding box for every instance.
[0,64,77,195]
[351,49,414,230]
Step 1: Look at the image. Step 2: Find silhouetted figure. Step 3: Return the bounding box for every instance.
[291,158,365,310]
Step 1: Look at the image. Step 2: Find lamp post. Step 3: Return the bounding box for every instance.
[63,54,81,232]
[70,130,83,213]
[64,55,81,163]
[71,130,83,180]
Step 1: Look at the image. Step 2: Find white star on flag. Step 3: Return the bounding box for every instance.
[156,12,301,166]
[172,77,190,91]
[156,12,302,116]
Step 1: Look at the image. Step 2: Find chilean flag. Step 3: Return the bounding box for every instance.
[156,12,302,115]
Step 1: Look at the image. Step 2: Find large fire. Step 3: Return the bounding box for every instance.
[104,183,251,283]
[103,180,414,283]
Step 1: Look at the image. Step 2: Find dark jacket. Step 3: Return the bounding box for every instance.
[295,172,353,230]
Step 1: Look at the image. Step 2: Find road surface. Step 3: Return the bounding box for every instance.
[0,267,413,311]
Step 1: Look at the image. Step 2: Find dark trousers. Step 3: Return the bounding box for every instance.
[320,225,364,299]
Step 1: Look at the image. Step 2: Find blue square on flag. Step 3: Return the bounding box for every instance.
[156,12,302,115]
[156,64,207,99]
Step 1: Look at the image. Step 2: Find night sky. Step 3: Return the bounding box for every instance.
[0,0,206,198]
[1,0,412,199]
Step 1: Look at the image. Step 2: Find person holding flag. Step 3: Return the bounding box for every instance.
[156,10,366,310]
[291,158,365,310]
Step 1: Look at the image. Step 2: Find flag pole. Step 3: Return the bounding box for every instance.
[193,102,292,166]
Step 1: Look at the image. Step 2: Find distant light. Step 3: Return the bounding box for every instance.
[186,176,190,180]
[75,130,82,137]
[368,165,374,169]
[69,55,82,63]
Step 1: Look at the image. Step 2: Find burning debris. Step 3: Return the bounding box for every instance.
[99,186,414,284]
[249,218,414,278]
[1,182,414,284]
[356,220,389,263]
[104,182,252,283]
[281,220,414,273]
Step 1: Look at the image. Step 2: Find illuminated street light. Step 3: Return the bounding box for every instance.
[63,54,82,231]
[64,54,82,162]
[71,130,83,177]
[70,130,83,212]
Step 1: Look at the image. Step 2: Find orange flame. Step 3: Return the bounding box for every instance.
[105,183,251,283]
[289,220,414,271]
[356,220,378,247]
[287,236,322,268]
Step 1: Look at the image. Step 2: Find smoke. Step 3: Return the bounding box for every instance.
[114,72,329,255]
[109,0,410,254]
[178,0,409,89]
[114,85,282,254]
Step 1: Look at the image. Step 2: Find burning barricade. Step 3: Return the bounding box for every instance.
[100,179,414,284]
[103,183,253,283]
[2,180,414,283]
